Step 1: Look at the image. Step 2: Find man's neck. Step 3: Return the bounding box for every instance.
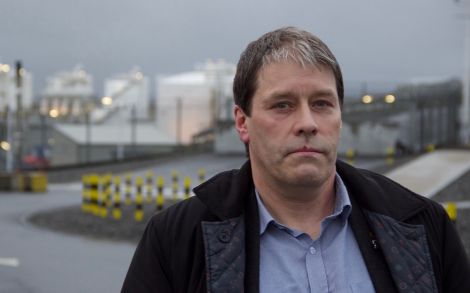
[254,173,337,239]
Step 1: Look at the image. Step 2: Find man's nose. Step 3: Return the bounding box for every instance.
[294,104,318,136]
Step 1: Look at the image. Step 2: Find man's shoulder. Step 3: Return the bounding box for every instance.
[148,161,252,235]
[336,160,442,221]
[150,196,212,228]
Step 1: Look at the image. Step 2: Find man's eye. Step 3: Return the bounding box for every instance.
[274,102,291,109]
[313,100,331,108]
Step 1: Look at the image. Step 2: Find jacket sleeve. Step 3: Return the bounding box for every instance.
[439,206,470,292]
[121,217,172,292]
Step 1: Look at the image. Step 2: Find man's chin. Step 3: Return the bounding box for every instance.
[282,168,326,185]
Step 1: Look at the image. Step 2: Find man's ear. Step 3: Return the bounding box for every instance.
[234,105,249,143]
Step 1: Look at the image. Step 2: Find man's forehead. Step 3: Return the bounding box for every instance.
[252,61,337,100]
[259,60,330,75]
[256,61,334,84]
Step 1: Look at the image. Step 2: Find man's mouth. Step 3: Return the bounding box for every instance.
[289,146,323,155]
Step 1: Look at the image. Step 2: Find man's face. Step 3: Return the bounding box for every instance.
[234,62,342,188]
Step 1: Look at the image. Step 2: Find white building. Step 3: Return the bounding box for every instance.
[99,67,150,123]
[40,65,94,121]
[156,59,235,144]
[0,63,34,112]
[50,121,176,165]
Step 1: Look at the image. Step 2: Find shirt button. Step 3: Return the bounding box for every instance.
[309,246,316,254]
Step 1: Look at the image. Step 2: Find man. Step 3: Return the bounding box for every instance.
[122,27,470,292]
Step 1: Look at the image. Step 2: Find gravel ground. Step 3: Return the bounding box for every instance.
[28,160,470,257]
[28,201,179,244]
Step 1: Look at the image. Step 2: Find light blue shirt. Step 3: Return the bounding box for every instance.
[256,174,375,293]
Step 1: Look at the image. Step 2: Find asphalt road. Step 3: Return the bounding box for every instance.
[0,153,399,293]
[0,154,250,293]
[0,189,135,293]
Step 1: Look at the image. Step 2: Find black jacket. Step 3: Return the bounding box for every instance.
[122,160,470,292]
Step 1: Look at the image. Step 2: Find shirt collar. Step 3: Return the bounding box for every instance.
[256,173,352,236]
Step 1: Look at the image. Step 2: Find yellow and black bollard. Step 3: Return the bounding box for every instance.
[104,173,113,209]
[425,144,435,153]
[198,168,206,184]
[112,176,122,220]
[124,174,132,206]
[134,176,144,222]
[386,147,395,166]
[146,171,154,204]
[98,175,109,218]
[184,176,191,199]
[346,149,355,166]
[172,170,179,200]
[443,202,457,223]
[81,174,90,213]
[156,176,165,211]
[89,174,100,216]
[96,175,104,217]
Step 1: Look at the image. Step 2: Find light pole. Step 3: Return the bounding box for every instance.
[0,64,9,171]
[176,97,182,144]
[5,105,13,172]
[15,61,23,170]
[456,0,470,144]
[464,11,470,144]
[85,104,91,163]
[131,104,136,156]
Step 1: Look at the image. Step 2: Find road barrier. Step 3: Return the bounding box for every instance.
[198,168,206,184]
[443,202,457,223]
[184,176,191,199]
[425,144,436,153]
[346,149,355,166]
[104,174,113,209]
[113,176,122,220]
[100,174,114,218]
[156,176,165,211]
[89,174,100,215]
[134,176,144,222]
[172,170,179,200]
[146,171,154,204]
[0,172,47,192]
[81,168,207,219]
[386,147,395,166]
[81,175,90,213]
[98,175,108,218]
[125,174,132,206]
[18,172,48,192]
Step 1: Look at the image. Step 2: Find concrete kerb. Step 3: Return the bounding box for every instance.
[385,149,470,198]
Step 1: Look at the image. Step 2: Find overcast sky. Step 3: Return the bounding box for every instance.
[0,0,467,97]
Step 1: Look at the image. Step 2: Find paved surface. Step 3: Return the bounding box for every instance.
[385,149,470,198]
[385,150,470,256]
[0,189,134,293]
[2,153,465,292]
[0,153,250,293]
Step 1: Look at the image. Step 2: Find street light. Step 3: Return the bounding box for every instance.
[49,108,59,118]
[0,141,10,151]
[0,64,10,73]
[362,95,374,104]
[101,96,113,106]
[135,72,143,80]
[384,94,396,104]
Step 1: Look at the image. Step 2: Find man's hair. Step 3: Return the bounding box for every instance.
[233,26,344,116]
